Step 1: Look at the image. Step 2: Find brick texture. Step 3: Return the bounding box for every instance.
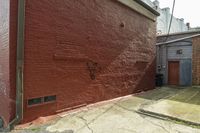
[0,0,18,127]
[22,0,156,123]
[192,36,200,85]
[1,0,157,124]
[0,0,11,127]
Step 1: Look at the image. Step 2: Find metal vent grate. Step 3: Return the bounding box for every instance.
[44,95,56,103]
[28,97,42,106]
[28,95,56,106]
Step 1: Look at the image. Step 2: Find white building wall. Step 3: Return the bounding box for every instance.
[142,0,189,34]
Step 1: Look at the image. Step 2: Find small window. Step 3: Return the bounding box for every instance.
[44,95,56,103]
[176,49,183,54]
[28,97,42,106]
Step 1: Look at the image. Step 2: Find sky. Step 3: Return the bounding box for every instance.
[157,0,200,27]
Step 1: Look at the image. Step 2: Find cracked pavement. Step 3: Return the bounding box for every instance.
[10,87,200,133]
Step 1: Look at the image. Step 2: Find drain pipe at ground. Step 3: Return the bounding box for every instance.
[3,0,25,131]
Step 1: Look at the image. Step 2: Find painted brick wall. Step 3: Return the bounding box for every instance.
[0,0,10,127]
[0,0,17,127]
[1,0,156,124]
[22,0,156,123]
[192,36,200,85]
[9,0,18,126]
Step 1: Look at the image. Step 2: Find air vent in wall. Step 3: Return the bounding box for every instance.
[28,97,42,106]
[44,95,56,102]
[28,95,56,106]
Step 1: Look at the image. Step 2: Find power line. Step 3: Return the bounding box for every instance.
[165,0,176,41]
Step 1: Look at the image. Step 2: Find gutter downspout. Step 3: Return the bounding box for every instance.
[4,0,25,131]
[15,0,25,126]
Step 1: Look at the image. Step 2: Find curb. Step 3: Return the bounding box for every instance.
[136,109,200,128]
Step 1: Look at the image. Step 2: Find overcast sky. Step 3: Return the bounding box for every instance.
[157,0,200,27]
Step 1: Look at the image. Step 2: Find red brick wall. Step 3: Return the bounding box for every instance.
[192,36,200,85]
[0,0,10,127]
[9,0,18,125]
[0,0,17,127]
[20,0,155,123]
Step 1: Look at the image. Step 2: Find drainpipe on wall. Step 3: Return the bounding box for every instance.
[3,0,25,131]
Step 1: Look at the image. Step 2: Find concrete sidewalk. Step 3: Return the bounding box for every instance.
[11,87,200,133]
[139,86,200,127]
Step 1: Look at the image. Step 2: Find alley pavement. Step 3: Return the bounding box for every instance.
[9,87,200,133]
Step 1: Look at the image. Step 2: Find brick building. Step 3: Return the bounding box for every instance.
[0,0,159,130]
[156,31,200,86]
[192,35,200,85]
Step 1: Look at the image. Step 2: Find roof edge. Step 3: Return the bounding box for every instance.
[117,0,160,21]
[158,30,200,37]
[134,0,160,16]
[156,34,200,46]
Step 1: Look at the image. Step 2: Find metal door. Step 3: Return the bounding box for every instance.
[168,61,179,85]
[180,59,192,86]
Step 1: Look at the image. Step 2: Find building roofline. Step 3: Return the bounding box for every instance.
[134,0,160,16]
[157,30,200,37]
[156,34,200,46]
[117,0,160,21]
